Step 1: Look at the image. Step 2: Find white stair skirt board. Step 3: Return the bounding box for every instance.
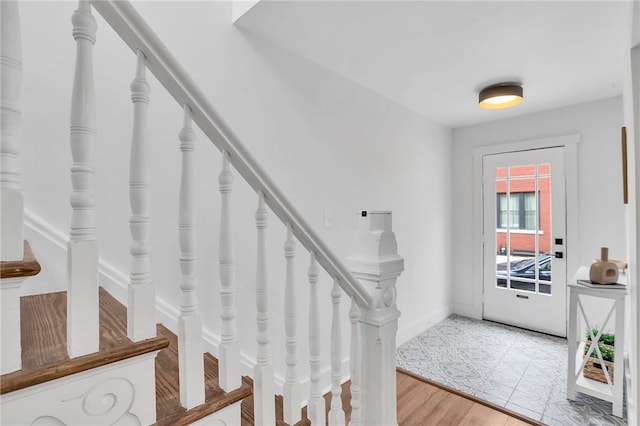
[189,403,241,425]
[1,351,160,426]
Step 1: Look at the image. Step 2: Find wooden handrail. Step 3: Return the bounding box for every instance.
[89,1,372,308]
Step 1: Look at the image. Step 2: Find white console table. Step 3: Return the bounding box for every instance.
[567,266,627,417]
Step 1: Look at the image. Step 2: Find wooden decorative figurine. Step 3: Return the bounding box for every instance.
[590,247,619,284]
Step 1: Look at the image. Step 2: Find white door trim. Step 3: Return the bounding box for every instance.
[470,134,580,322]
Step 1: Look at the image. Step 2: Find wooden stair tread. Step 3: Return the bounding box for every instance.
[1,240,41,279]
[2,284,251,424]
[1,287,169,394]
[154,324,252,425]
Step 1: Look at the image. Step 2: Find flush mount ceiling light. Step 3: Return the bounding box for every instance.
[478,83,523,109]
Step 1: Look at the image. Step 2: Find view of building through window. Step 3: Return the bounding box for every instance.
[494,163,553,294]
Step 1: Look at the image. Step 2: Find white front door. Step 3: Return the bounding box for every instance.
[482,147,567,337]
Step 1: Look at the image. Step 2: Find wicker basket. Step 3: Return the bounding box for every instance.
[584,343,614,384]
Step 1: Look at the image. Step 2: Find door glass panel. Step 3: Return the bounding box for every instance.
[495,163,552,295]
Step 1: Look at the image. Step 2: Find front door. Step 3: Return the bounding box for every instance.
[482,147,567,337]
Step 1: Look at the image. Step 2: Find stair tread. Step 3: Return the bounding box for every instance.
[154,323,252,425]
[1,287,169,394]
[1,240,41,279]
[3,284,251,424]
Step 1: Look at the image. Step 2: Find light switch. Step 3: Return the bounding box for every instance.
[324,209,334,227]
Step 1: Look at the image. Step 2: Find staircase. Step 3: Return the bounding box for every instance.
[1,1,404,425]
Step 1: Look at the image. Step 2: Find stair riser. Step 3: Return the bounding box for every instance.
[1,277,24,375]
[1,351,159,425]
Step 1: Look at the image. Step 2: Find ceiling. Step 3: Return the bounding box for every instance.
[235,1,630,128]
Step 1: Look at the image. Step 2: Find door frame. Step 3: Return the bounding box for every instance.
[470,134,580,326]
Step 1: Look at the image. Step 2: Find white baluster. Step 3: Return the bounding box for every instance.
[329,279,346,426]
[254,192,275,425]
[178,105,204,409]
[348,300,362,426]
[0,0,24,376]
[128,50,155,342]
[218,150,240,391]
[308,252,325,426]
[283,224,301,424]
[1,0,24,261]
[67,0,99,358]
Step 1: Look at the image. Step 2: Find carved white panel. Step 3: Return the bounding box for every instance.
[189,403,241,425]
[1,352,158,425]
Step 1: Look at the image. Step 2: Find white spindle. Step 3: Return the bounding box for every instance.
[329,279,346,426]
[348,300,362,426]
[283,224,301,424]
[0,0,24,376]
[0,0,24,261]
[177,105,205,409]
[128,50,155,342]
[307,252,325,426]
[218,150,240,391]
[67,0,99,358]
[254,192,275,425]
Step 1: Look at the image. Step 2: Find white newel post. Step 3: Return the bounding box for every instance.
[347,211,404,426]
[1,0,24,261]
[68,0,99,358]
[128,50,155,342]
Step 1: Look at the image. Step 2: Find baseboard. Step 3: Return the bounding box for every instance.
[624,355,638,426]
[452,302,483,320]
[22,210,68,296]
[397,303,453,346]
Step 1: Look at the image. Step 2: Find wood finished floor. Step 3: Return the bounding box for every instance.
[242,369,539,426]
[395,370,539,426]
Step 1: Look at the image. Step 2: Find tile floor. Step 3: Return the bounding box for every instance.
[396,315,627,425]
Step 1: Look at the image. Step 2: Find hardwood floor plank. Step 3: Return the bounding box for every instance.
[397,374,442,424]
[396,367,544,426]
[459,402,510,426]
[506,418,538,426]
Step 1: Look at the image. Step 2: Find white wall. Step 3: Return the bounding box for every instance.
[17,1,452,391]
[451,97,627,319]
[622,0,640,419]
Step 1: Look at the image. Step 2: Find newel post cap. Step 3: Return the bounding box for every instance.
[347,211,404,282]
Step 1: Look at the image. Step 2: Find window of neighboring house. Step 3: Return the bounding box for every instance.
[497,192,538,230]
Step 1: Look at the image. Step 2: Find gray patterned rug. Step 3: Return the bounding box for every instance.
[396,315,627,425]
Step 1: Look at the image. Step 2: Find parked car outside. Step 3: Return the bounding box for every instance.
[496,254,552,294]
